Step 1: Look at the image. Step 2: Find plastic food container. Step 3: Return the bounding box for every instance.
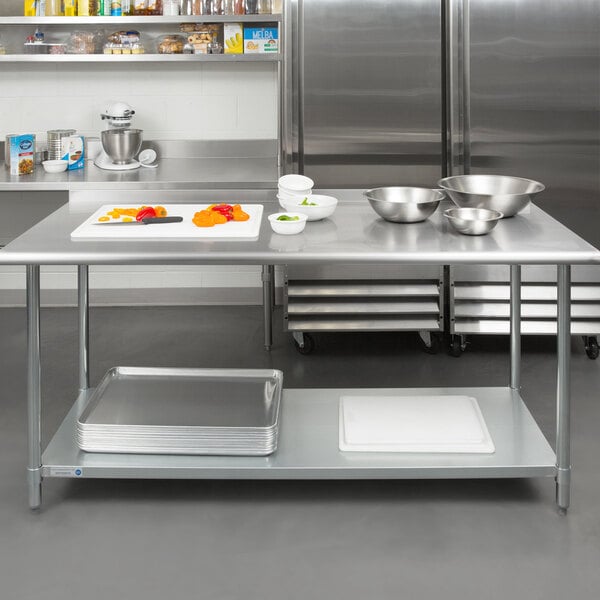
[67,31,98,54]
[157,34,186,54]
[268,212,308,235]
[186,29,213,54]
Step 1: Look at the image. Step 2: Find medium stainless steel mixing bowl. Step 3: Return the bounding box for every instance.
[444,207,503,236]
[101,128,143,165]
[437,174,545,217]
[363,187,445,223]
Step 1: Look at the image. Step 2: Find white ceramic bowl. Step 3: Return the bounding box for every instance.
[42,159,68,173]
[277,188,313,200]
[268,212,308,235]
[279,185,313,197]
[278,174,314,192]
[277,191,313,209]
[279,194,338,221]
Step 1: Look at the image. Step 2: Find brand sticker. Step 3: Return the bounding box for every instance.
[49,467,83,477]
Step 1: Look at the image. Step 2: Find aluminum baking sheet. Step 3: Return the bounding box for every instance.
[77,367,282,456]
[77,443,278,457]
[79,367,282,428]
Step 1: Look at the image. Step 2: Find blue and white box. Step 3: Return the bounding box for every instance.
[7,134,35,175]
[61,135,85,171]
[243,27,279,54]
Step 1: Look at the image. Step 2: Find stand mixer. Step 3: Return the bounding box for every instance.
[94,102,144,171]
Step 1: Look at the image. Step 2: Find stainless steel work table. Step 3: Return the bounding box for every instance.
[2,201,598,513]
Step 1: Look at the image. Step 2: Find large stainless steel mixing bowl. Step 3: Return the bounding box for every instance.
[437,174,544,217]
[363,187,445,223]
[444,207,503,236]
[101,128,143,165]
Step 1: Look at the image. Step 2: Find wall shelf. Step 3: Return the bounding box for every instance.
[0,15,282,25]
[0,53,280,62]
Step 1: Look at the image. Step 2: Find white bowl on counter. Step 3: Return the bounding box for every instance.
[42,159,68,173]
[277,191,313,209]
[279,194,338,221]
[278,174,314,195]
[277,188,313,200]
[268,212,308,235]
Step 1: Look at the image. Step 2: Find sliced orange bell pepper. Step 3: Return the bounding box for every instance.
[211,212,228,225]
[193,210,216,227]
[232,204,250,221]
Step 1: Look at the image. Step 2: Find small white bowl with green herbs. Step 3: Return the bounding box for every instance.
[268,212,308,235]
[278,194,338,221]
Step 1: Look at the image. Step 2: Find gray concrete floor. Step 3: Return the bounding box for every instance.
[0,305,599,600]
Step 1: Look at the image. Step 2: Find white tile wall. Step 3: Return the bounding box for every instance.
[0,62,278,142]
[0,62,279,299]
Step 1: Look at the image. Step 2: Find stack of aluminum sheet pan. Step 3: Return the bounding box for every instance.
[77,367,283,456]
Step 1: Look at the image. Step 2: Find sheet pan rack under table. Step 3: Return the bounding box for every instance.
[1,200,598,513]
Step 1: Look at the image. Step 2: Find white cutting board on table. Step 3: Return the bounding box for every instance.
[339,395,495,453]
[71,204,263,240]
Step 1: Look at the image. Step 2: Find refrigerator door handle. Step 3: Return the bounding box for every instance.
[281,0,302,176]
[445,0,471,176]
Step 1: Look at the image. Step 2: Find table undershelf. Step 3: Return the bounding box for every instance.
[42,386,557,480]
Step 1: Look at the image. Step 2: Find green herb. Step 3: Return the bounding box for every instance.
[301,197,317,206]
[277,215,300,221]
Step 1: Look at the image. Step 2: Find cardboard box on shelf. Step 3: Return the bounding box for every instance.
[224,23,244,55]
[243,27,279,54]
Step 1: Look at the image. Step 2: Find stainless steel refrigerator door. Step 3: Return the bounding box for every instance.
[446,0,600,345]
[292,0,442,188]
[454,0,600,247]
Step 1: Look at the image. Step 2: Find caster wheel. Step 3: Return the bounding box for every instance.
[294,333,315,355]
[584,336,599,360]
[448,336,463,358]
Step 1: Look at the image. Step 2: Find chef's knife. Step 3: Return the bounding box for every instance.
[94,216,183,225]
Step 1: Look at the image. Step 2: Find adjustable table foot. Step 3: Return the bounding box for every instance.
[27,468,42,510]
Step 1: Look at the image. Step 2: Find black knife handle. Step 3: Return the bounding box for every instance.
[141,216,183,224]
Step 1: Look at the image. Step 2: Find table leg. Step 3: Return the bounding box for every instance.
[26,265,42,510]
[510,265,521,390]
[556,264,571,513]
[262,265,273,351]
[269,264,276,311]
[78,265,89,391]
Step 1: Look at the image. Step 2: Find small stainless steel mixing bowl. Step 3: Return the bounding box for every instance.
[437,174,544,217]
[101,128,143,165]
[363,187,445,223]
[444,207,503,235]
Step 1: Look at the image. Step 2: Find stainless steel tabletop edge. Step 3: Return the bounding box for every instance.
[1,201,599,266]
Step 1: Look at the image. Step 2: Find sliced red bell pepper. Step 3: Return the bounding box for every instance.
[136,206,157,222]
[211,204,234,221]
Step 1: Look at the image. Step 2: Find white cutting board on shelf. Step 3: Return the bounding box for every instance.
[339,395,495,453]
[71,204,264,240]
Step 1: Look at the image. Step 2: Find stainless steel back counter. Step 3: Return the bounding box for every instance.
[0,140,279,192]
